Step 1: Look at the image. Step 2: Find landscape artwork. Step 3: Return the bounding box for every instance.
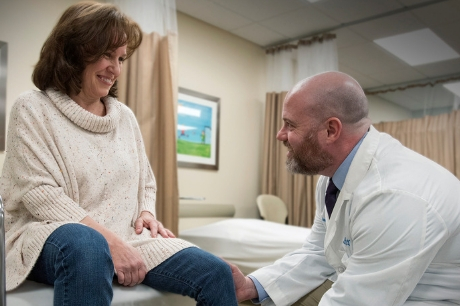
[177,88,220,170]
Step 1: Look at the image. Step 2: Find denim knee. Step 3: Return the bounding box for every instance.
[29,223,115,306]
[53,224,114,305]
[50,223,114,277]
[206,256,233,281]
[192,251,237,305]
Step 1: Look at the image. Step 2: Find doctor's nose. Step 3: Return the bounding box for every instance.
[277,127,287,142]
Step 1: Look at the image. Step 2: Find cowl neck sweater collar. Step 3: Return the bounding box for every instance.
[45,88,121,133]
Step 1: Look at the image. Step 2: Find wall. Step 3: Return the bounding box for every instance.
[412,106,454,118]
[177,13,266,218]
[368,95,412,123]
[0,0,79,166]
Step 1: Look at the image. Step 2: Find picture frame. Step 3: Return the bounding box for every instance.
[0,41,7,151]
[177,87,220,170]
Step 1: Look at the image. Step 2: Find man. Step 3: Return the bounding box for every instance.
[231,71,460,305]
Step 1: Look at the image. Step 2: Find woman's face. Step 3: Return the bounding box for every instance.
[79,44,127,103]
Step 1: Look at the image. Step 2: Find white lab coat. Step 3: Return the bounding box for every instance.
[250,126,460,306]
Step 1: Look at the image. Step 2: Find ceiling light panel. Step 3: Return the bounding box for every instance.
[374,28,460,66]
[443,81,460,98]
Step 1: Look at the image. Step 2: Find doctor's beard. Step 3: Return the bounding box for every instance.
[284,128,333,176]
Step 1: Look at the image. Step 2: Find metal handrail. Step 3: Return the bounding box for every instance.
[0,196,5,306]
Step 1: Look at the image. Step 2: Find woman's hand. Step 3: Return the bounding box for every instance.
[134,211,176,238]
[81,216,147,286]
[110,237,147,286]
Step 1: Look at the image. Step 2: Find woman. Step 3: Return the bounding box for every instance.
[0,2,238,305]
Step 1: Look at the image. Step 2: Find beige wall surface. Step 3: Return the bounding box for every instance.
[177,13,266,218]
[368,95,412,124]
[0,0,78,166]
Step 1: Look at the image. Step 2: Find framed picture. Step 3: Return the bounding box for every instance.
[177,87,220,170]
[0,41,7,151]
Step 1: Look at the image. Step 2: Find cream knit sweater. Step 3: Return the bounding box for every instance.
[0,89,194,291]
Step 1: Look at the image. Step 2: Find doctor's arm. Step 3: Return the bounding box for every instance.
[246,209,336,306]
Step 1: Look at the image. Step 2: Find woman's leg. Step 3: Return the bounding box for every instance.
[142,247,238,306]
[28,223,114,306]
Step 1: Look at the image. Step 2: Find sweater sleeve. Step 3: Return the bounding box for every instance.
[122,105,157,218]
[0,92,88,222]
[141,160,157,217]
[22,185,87,222]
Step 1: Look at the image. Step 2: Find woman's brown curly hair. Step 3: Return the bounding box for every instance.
[32,1,142,98]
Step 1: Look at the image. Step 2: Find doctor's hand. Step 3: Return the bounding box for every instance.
[226,261,259,302]
[134,211,176,238]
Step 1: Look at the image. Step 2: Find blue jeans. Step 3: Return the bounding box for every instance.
[28,224,238,306]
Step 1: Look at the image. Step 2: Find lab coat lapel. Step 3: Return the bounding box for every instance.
[324,126,381,267]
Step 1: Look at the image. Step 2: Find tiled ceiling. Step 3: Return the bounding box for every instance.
[176,0,460,113]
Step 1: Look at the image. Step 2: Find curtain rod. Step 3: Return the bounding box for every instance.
[265,33,336,54]
[263,0,449,50]
[364,72,460,96]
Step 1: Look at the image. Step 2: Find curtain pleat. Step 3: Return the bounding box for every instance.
[374,110,460,179]
[118,32,180,234]
[261,92,318,228]
[455,111,460,176]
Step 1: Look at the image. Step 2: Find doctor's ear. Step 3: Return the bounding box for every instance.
[324,117,342,142]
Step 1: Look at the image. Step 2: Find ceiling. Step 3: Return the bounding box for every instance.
[176,0,460,114]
